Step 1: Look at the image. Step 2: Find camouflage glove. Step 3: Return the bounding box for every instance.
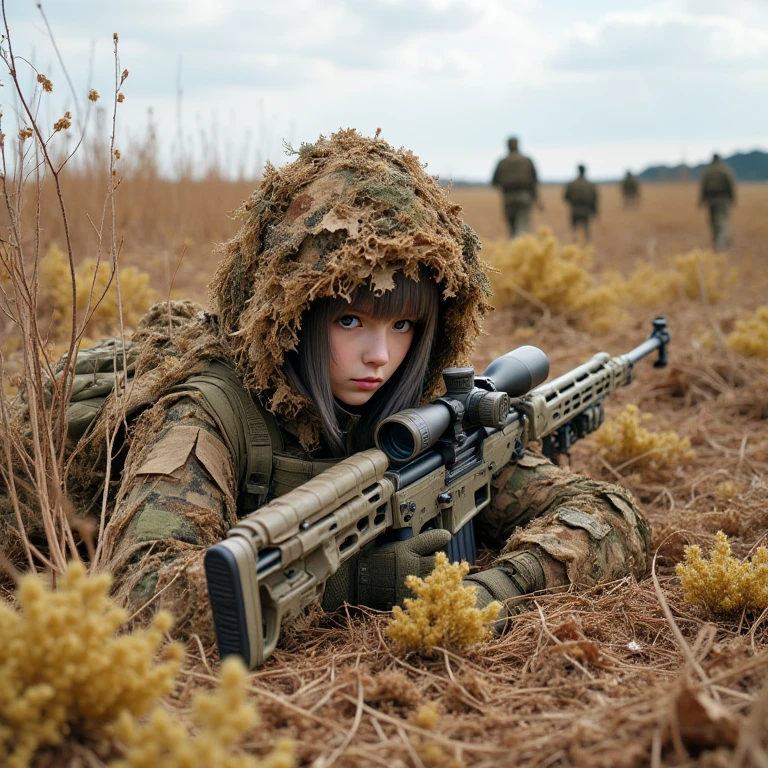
[356,529,452,611]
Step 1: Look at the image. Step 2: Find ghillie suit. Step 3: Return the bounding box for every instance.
[210,129,491,452]
[5,130,650,641]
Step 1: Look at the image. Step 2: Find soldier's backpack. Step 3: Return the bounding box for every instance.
[495,155,534,190]
[56,335,339,513]
[565,178,597,207]
[701,166,733,198]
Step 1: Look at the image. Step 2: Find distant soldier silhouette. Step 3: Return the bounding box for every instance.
[492,137,539,237]
[564,165,598,243]
[699,153,736,250]
[621,170,640,208]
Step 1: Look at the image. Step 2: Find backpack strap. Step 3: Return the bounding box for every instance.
[174,360,283,511]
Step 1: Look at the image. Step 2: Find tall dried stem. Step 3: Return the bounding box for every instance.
[0,3,126,575]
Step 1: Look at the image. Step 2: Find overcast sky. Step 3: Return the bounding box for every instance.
[5,0,768,181]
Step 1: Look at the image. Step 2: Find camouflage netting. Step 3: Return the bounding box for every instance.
[210,129,493,450]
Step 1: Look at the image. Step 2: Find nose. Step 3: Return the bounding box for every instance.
[362,327,390,368]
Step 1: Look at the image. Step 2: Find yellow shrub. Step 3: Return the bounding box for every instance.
[413,703,440,730]
[482,233,735,332]
[726,305,768,358]
[673,249,734,303]
[482,228,626,332]
[416,742,461,768]
[595,404,695,471]
[715,481,743,500]
[676,531,768,615]
[386,552,501,654]
[0,561,182,768]
[112,657,295,768]
[40,244,157,341]
[623,261,684,306]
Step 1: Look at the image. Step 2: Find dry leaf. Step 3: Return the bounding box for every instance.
[674,685,739,750]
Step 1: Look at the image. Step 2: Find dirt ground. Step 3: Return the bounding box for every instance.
[144,182,767,768]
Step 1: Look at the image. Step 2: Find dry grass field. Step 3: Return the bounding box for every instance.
[3,174,768,767]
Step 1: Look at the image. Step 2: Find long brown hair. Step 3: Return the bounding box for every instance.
[284,269,440,455]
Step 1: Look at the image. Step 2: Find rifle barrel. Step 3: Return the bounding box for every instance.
[624,336,662,365]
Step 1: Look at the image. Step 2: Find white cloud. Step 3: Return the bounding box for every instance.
[2,0,767,181]
[554,10,768,70]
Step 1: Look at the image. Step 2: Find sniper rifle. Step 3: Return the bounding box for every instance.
[204,318,670,668]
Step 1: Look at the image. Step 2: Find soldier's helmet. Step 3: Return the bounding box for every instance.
[578,164,586,175]
[507,137,519,152]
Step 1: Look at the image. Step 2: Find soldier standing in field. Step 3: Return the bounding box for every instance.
[564,164,598,243]
[699,153,737,250]
[621,170,640,208]
[492,137,539,238]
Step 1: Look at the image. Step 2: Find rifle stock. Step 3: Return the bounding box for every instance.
[205,449,392,667]
[205,318,669,668]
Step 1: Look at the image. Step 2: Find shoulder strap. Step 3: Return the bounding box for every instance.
[269,453,341,499]
[175,360,283,510]
[176,359,345,511]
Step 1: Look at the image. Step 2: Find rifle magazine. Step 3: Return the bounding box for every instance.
[447,519,477,566]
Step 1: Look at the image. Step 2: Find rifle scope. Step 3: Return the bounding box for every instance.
[375,346,550,463]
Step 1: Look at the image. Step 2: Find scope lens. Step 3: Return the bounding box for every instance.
[376,422,416,462]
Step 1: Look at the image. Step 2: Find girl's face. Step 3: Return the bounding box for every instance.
[329,311,415,406]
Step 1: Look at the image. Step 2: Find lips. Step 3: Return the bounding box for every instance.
[352,377,382,390]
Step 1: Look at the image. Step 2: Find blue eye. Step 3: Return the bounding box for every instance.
[338,315,361,328]
[392,319,413,332]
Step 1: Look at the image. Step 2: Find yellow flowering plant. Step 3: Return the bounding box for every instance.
[0,562,182,768]
[727,305,768,358]
[387,552,501,654]
[595,404,695,472]
[676,532,768,615]
[112,657,295,768]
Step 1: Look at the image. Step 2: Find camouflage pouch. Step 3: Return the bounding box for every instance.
[42,338,139,442]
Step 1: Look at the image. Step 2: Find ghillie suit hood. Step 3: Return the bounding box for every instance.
[210,129,492,451]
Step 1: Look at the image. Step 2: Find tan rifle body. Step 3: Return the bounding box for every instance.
[209,349,636,667]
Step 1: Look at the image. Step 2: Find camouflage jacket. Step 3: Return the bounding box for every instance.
[564,177,599,217]
[103,391,650,640]
[700,161,736,203]
[492,153,538,199]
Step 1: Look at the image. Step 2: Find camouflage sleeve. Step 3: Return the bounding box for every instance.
[475,450,650,595]
[492,161,501,187]
[102,394,237,638]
